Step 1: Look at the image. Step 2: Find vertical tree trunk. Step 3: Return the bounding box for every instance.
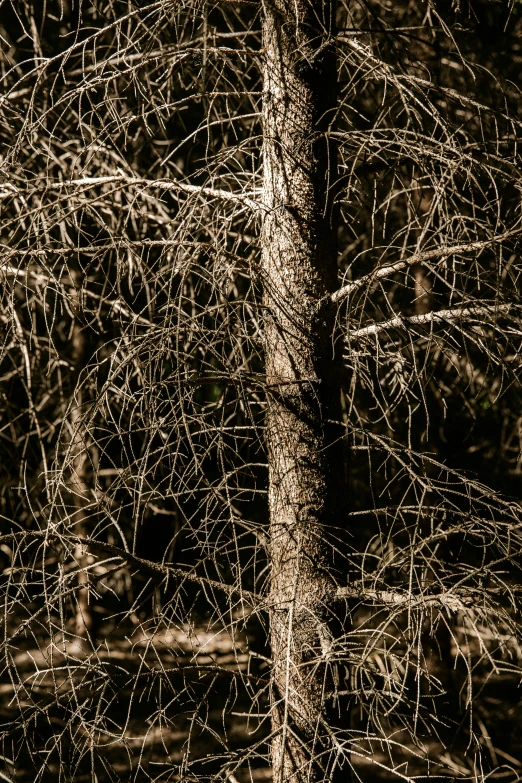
[261,2,347,781]
[411,177,433,315]
[69,271,94,651]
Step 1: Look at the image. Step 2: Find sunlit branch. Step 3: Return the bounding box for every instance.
[330,229,522,306]
[347,303,515,341]
[3,176,264,211]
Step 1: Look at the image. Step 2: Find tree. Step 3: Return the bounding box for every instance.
[262,3,349,781]
[1,1,522,782]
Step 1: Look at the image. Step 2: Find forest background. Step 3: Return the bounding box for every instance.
[1,1,522,782]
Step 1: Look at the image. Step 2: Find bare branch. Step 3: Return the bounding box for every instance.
[331,229,522,306]
[334,585,521,610]
[0,531,259,605]
[6,176,264,212]
[347,303,515,341]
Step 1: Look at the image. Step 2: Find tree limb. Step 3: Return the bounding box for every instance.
[347,303,514,342]
[335,583,522,610]
[0,531,259,606]
[20,175,265,211]
[330,229,522,306]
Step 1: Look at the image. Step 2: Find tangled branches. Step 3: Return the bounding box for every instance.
[1,0,522,781]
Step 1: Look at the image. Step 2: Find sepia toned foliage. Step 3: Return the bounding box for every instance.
[1,1,522,781]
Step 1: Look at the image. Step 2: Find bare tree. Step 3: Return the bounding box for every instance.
[1,1,522,782]
[262,3,349,782]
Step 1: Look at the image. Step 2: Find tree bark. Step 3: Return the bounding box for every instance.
[69,271,94,651]
[261,2,348,782]
[411,177,433,315]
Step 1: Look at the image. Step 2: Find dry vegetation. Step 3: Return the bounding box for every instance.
[1,0,522,781]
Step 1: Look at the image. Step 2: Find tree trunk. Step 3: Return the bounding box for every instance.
[411,177,433,315]
[261,2,347,782]
[69,271,94,652]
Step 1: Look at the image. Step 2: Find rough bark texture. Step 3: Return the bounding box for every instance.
[411,178,433,315]
[261,2,347,781]
[70,272,94,650]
